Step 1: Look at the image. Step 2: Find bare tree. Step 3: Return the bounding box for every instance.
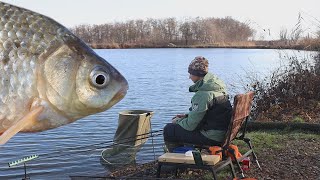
[163,18,178,42]
[179,20,192,45]
[70,16,255,47]
[280,28,288,41]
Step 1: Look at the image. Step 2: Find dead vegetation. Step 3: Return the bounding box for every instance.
[246,51,320,123]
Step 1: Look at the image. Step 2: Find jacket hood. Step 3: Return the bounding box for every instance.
[189,73,226,93]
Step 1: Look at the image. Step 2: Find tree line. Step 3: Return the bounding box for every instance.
[70,17,255,48]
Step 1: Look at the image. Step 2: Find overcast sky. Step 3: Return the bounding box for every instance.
[1,0,320,40]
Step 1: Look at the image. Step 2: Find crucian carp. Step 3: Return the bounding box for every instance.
[0,2,128,144]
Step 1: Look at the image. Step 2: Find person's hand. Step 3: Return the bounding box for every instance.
[171,114,186,123]
[176,114,186,118]
[172,118,177,124]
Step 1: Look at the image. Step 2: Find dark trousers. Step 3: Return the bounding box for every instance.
[163,123,221,151]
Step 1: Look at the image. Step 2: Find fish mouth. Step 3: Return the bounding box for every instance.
[110,84,128,105]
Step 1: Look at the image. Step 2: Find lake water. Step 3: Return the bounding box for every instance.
[0,48,316,179]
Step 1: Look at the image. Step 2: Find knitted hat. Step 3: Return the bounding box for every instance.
[188,56,209,77]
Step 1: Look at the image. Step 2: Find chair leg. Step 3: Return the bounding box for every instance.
[229,160,236,178]
[156,163,162,178]
[229,149,245,178]
[175,167,178,177]
[210,168,218,180]
[244,137,262,170]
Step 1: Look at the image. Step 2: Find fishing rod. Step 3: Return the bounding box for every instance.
[3,127,164,172]
[43,132,163,160]
[4,131,164,178]
[35,129,163,158]
[40,130,163,159]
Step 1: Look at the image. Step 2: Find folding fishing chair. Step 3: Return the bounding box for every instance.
[222,91,261,178]
[157,91,261,179]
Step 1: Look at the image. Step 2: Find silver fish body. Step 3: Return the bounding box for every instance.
[0,2,128,135]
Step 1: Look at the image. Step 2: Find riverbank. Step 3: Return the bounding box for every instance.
[99,130,319,180]
[89,41,320,51]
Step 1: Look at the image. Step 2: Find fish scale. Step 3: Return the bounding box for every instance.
[0,2,73,127]
[0,3,64,57]
[0,2,128,144]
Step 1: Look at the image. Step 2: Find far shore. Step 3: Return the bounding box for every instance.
[90,43,320,51]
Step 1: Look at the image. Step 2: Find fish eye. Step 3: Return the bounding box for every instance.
[96,74,106,85]
[90,67,110,88]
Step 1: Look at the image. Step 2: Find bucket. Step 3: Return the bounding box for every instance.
[101,110,154,165]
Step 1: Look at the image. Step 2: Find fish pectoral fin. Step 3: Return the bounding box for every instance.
[0,106,44,145]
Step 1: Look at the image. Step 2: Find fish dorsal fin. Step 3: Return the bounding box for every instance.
[0,106,44,145]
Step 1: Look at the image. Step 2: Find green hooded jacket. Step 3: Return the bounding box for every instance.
[176,72,227,142]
